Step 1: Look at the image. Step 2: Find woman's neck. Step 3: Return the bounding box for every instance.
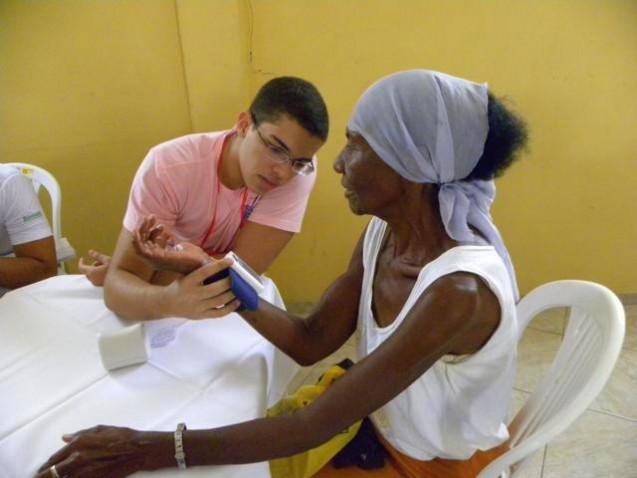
[380,184,457,265]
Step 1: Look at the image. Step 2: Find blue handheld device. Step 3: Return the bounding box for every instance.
[203,252,264,310]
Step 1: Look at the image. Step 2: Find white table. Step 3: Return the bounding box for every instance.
[0,275,298,478]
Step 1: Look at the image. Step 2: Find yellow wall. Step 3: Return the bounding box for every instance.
[0,0,250,264]
[255,0,637,299]
[2,1,635,303]
[1,0,192,260]
[175,0,252,131]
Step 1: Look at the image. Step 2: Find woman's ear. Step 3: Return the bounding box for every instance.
[236,111,252,138]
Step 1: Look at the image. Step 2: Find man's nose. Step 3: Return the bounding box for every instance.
[272,161,294,181]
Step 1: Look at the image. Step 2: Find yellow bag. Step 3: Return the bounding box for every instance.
[268,363,362,478]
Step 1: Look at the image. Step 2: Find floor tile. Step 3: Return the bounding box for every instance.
[542,410,637,478]
[623,305,637,352]
[511,449,545,478]
[526,307,567,336]
[591,346,637,420]
[515,328,562,394]
[510,389,530,420]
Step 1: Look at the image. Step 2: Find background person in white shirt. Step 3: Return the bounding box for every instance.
[0,164,57,296]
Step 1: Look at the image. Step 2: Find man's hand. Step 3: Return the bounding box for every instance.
[162,259,240,319]
[133,215,211,275]
[78,250,111,286]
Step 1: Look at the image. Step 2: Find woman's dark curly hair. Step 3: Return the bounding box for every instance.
[466,93,528,180]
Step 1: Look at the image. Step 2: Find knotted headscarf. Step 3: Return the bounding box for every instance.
[348,70,518,299]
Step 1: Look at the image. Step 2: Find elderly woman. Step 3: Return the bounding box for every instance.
[36,70,527,478]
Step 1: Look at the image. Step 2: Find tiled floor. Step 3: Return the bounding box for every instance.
[286,303,637,477]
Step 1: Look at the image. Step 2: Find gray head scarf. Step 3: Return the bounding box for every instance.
[348,70,519,300]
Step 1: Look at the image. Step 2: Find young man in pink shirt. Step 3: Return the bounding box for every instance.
[80,77,328,320]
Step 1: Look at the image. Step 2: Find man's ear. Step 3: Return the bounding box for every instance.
[236,111,252,137]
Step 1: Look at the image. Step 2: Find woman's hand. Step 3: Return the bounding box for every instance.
[133,215,211,274]
[78,250,111,286]
[34,425,166,478]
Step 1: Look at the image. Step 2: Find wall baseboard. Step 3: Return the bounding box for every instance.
[288,295,637,312]
[618,293,637,306]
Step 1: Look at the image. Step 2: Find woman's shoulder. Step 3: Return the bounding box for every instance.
[418,245,516,319]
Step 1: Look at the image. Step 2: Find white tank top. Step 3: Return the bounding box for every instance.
[359,217,517,460]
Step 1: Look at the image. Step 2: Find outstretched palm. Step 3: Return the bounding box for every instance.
[133,215,211,274]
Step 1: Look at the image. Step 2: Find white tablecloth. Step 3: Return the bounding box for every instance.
[0,275,298,478]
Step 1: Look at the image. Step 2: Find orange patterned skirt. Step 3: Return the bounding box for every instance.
[313,433,508,478]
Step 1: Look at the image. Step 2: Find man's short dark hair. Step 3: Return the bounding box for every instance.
[249,77,329,141]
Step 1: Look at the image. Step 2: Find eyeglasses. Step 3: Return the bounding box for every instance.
[254,126,315,176]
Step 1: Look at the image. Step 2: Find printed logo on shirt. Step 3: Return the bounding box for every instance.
[22,211,43,223]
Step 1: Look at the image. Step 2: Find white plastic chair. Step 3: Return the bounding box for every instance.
[478,280,625,478]
[5,162,76,274]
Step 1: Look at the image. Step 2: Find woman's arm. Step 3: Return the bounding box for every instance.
[36,271,496,477]
[239,233,365,365]
[131,222,366,365]
[182,272,496,464]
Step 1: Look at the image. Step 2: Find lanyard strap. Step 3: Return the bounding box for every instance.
[200,137,257,252]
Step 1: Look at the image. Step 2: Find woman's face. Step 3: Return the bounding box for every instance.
[333,130,404,216]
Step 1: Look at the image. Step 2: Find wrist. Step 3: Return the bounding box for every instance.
[155,283,178,318]
[136,431,176,471]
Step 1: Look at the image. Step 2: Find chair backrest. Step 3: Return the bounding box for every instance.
[478,280,625,478]
[4,162,74,274]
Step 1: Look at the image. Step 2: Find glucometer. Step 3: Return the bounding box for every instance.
[203,251,264,310]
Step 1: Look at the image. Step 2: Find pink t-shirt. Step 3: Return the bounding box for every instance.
[123,130,316,254]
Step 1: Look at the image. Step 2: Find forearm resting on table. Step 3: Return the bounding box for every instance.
[0,256,56,289]
[103,267,174,320]
[142,413,333,470]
